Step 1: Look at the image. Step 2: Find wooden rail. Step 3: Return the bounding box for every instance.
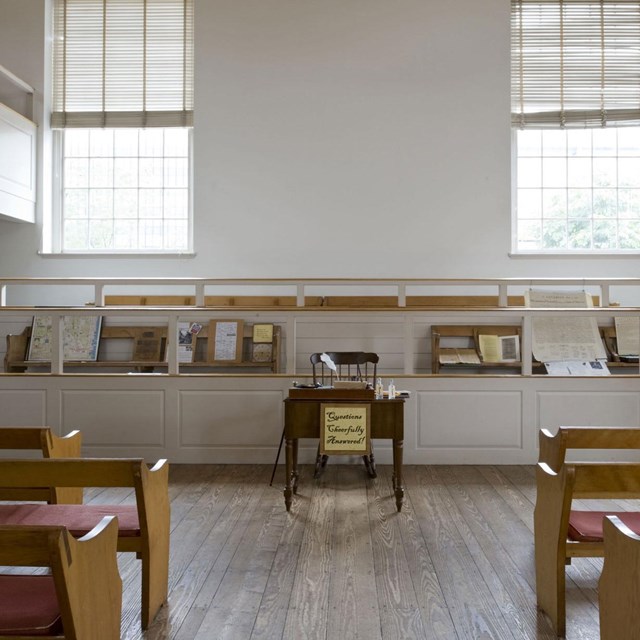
[2,275,639,308]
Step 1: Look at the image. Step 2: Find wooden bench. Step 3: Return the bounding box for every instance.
[0,458,169,630]
[5,323,281,373]
[535,438,640,636]
[0,426,82,503]
[0,516,121,639]
[599,514,640,640]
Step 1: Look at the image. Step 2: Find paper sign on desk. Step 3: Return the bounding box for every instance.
[320,403,371,455]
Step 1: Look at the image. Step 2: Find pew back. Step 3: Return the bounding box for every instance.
[0,516,121,640]
[0,457,169,630]
[535,459,640,635]
[539,426,640,472]
[599,515,640,640]
[0,427,83,503]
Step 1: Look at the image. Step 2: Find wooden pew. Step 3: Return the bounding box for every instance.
[0,458,169,630]
[535,460,640,636]
[0,426,83,503]
[599,515,640,640]
[538,426,640,473]
[0,516,121,639]
[0,426,82,458]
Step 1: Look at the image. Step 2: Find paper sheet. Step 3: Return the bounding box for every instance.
[532,316,607,363]
[525,290,593,308]
[478,334,520,363]
[214,321,239,361]
[478,335,500,362]
[614,316,640,357]
[525,290,605,363]
[544,360,610,376]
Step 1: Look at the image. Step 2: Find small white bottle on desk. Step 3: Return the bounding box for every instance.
[388,379,396,399]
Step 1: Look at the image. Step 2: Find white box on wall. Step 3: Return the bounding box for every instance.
[0,102,36,223]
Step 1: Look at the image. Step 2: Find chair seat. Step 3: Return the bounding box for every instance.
[0,574,63,636]
[569,510,640,542]
[0,503,140,537]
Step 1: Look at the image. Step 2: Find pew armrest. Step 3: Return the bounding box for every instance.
[599,515,640,640]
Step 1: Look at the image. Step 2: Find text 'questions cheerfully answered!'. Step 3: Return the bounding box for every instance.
[320,404,370,455]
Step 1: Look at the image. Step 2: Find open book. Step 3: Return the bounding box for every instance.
[477,334,520,363]
[439,348,481,365]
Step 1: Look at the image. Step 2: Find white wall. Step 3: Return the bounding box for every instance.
[0,0,638,283]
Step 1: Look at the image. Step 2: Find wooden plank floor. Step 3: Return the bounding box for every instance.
[102,463,608,639]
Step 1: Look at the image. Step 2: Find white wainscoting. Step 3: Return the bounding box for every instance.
[1,374,639,465]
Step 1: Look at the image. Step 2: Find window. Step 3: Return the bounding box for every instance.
[51,0,194,253]
[511,0,640,253]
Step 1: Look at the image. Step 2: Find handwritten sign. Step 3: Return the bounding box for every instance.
[320,404,370,455]
[252,323,274,343]
[207,320,244,363]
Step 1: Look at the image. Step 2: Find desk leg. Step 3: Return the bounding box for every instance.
[292,438,299,494]
[392,438,404,512]
[284,437,294,511]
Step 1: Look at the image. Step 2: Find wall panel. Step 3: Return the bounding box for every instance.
[60,390,165,447]
[0,389,45,425]
[538,391,640,429]
[417,390,522,449]
[180,390,283,447]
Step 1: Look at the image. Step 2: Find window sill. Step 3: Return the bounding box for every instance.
[510,250,640,258]
[38,251,196,258]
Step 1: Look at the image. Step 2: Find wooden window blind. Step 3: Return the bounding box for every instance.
[52,0,194,128]
[511,0,640,128]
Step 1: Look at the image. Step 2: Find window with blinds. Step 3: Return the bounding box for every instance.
[511,0,640,252]
[52,0,194,128]
[51,0,194,253]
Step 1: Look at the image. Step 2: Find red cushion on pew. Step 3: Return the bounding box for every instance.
[0,574,63,636]
[568,510,640,542]
[0,504,140,537]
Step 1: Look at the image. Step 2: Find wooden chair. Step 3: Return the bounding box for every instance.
[310,351,378,387]
[0,458,169,630]
[599,514,640,640]
[0,427,83,503]
[535,458,640,636]
[310,352,379,478]
[0,516,121,639]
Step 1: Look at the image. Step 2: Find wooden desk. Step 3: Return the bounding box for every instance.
[283,397,405,512]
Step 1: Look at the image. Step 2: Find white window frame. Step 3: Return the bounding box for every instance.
[511,128,640,256]
[49,0,194,256]
[511,0,640,256]
[51,128,194,255]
